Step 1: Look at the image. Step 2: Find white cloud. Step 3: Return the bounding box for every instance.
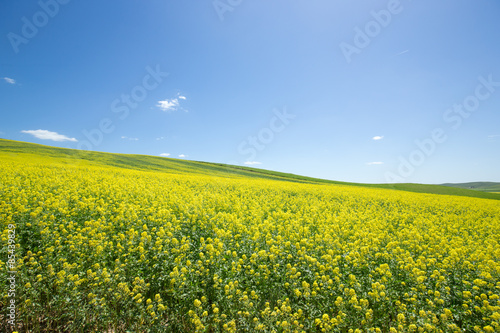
[21,129,77,142]
[121,136,139,141]
[156,137,165,140]
[244,161,262,165]
[178,154,188,158]
[157,99,180,112]
[372,136,384,141]
[367,162,384,165]
[157,93,187,112]
[3,77,15,84]
[160,153,170,157]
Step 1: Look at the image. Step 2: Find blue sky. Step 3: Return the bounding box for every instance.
[1,0,499,184]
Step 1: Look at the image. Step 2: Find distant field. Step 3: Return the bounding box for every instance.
[441,181,500,193]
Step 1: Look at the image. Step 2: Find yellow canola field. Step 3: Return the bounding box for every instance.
[1,157,499,332]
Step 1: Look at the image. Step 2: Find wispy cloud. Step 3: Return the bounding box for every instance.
[156,137,165,141]
[2,77,16,84]
[178,154,187,158]
[488,134,500,141]
[367,161,384,165]
[160,153,170,157]
[244,161,262,165]
[156,93,187,112]
[121,136,139,141]
[372,136,384,141]
[393,50,409,57]
[21,129,77,142]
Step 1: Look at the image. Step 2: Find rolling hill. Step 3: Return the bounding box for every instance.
[440,182,500,193]
[1,138,499,201]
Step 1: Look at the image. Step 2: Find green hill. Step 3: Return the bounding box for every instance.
[1,138,500,201]
[440,182,500,193]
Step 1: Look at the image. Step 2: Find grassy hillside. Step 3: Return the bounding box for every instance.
[1,138,499,200]
[441,182,500,192]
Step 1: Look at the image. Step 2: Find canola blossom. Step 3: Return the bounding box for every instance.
[1,156,499,332]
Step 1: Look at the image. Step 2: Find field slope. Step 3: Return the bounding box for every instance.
[1,138,499,201]
[1,138,500,332]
